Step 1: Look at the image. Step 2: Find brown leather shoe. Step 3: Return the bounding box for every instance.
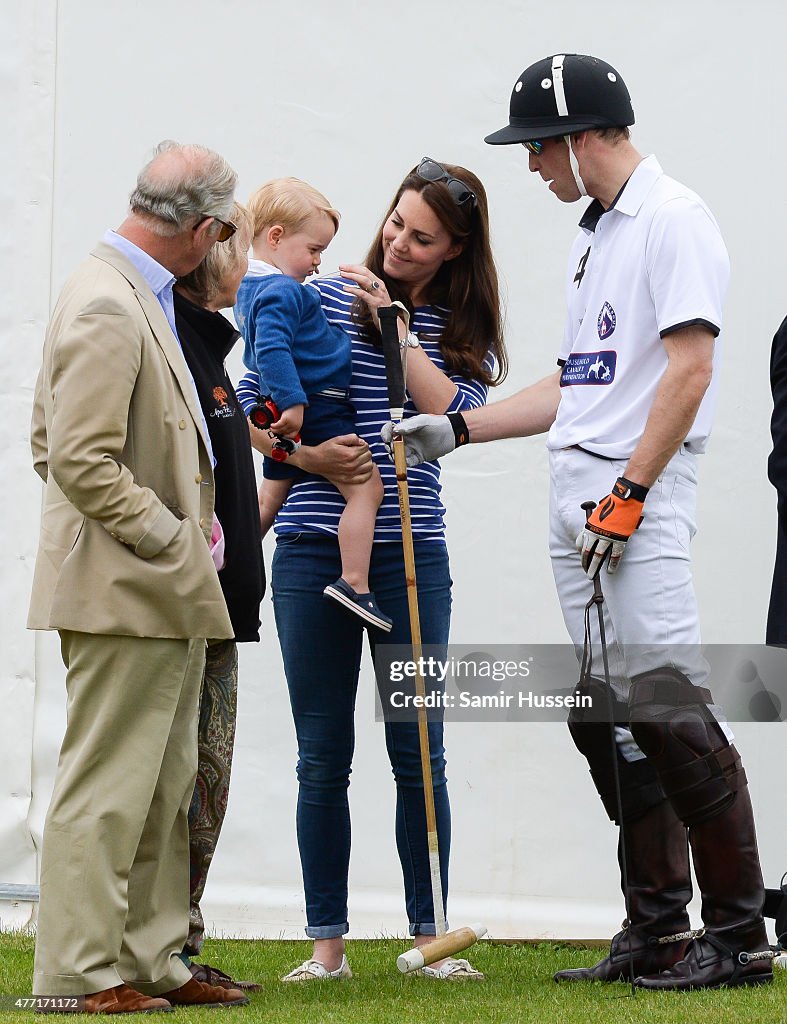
[190,962,262,992]
[37,984,173,1014]
[161,976,249,1007]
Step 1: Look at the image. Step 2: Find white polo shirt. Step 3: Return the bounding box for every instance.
[547,155,730,458]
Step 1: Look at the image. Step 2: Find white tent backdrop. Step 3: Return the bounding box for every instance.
[2,0,786,940]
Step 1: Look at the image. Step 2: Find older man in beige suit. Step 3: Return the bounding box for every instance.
[29,142,250,1013]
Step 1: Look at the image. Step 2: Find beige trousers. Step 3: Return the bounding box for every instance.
[33,631,206,996]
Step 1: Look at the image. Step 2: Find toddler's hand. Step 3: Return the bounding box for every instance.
[271,403,304,437]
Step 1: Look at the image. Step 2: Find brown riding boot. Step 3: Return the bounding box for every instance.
[637,787,774,990]
[555,799,692,982]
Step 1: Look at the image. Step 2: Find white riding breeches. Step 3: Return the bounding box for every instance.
[548,445,732,759]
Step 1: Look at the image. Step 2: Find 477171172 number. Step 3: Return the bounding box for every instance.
[0,996,85,1012]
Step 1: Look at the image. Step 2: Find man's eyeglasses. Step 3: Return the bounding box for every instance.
[416,157,477,208]
[523,138,569,155]
[196,215,237,242]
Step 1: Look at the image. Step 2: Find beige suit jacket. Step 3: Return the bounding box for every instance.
[28,241,233,640]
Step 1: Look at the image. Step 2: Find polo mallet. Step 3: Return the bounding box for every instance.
[581,501,636,997]
[378,304,486,973]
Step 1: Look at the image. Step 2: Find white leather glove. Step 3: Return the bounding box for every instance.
[380,412,468,467]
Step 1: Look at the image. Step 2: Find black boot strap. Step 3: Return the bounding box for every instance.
[616,919,699,948]
[685,929,778,983]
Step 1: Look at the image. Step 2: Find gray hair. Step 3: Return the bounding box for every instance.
[178,202,253,307]
[129,140,237,236]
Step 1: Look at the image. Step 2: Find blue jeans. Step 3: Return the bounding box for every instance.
[272,533,452,938]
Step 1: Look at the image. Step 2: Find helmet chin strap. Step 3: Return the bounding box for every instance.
[565,134,588,198]
[551,56,588,198]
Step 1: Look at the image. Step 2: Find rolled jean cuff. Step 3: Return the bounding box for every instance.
[305,922,349,939]
[409,921,449,937]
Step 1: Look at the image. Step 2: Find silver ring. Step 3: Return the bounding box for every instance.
[371,280,380,290]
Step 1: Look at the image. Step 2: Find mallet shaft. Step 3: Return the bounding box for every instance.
[397,924,488,973]
[393,436,446,936]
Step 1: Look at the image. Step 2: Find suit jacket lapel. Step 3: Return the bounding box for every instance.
[91,242,212,455]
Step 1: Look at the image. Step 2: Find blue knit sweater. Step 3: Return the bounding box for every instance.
[236,273,351,411]
[235,276,492,542]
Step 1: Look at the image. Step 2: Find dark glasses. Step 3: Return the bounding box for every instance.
[524,138,569,155]
[213,217,237,242]
[196,215,237,242]
[416,157,477,208]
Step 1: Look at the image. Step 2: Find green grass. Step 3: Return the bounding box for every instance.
[0,932,783,1023]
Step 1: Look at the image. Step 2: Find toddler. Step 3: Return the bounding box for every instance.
[236,178,391,631]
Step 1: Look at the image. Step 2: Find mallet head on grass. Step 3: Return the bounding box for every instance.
[397,924,487,974]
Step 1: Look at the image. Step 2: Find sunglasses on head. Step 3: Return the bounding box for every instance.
[196,215,237,242]
[416,157,477,208]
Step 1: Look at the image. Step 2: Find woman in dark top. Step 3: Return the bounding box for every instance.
[173,202,265,990]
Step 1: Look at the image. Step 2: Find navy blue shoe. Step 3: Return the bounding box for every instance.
[323,577,393,632]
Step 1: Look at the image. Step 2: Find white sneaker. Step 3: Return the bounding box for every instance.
[281,955,353,982]
[420,957,484,980]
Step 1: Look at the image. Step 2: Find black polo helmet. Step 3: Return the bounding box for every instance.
[484,54,634,145]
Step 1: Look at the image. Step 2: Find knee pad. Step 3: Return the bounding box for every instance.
[628,668,746,827]
[568,676,665,825]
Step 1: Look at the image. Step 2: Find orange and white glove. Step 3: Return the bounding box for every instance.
[576,476,648,578]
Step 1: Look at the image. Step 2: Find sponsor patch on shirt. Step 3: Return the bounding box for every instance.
[560,350,617,387]
[597,301,616,339]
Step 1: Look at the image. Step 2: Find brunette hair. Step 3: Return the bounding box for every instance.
[355,161,507,386]
[592,126,631,143]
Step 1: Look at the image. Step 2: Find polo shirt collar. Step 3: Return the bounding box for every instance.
[614,154,663,216]
[246,257,282,278]
[578,154,664,232]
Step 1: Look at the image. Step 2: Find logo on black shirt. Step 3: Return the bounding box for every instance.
[210,385,236,419]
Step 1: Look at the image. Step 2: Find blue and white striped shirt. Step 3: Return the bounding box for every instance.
[235,276,490,542]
